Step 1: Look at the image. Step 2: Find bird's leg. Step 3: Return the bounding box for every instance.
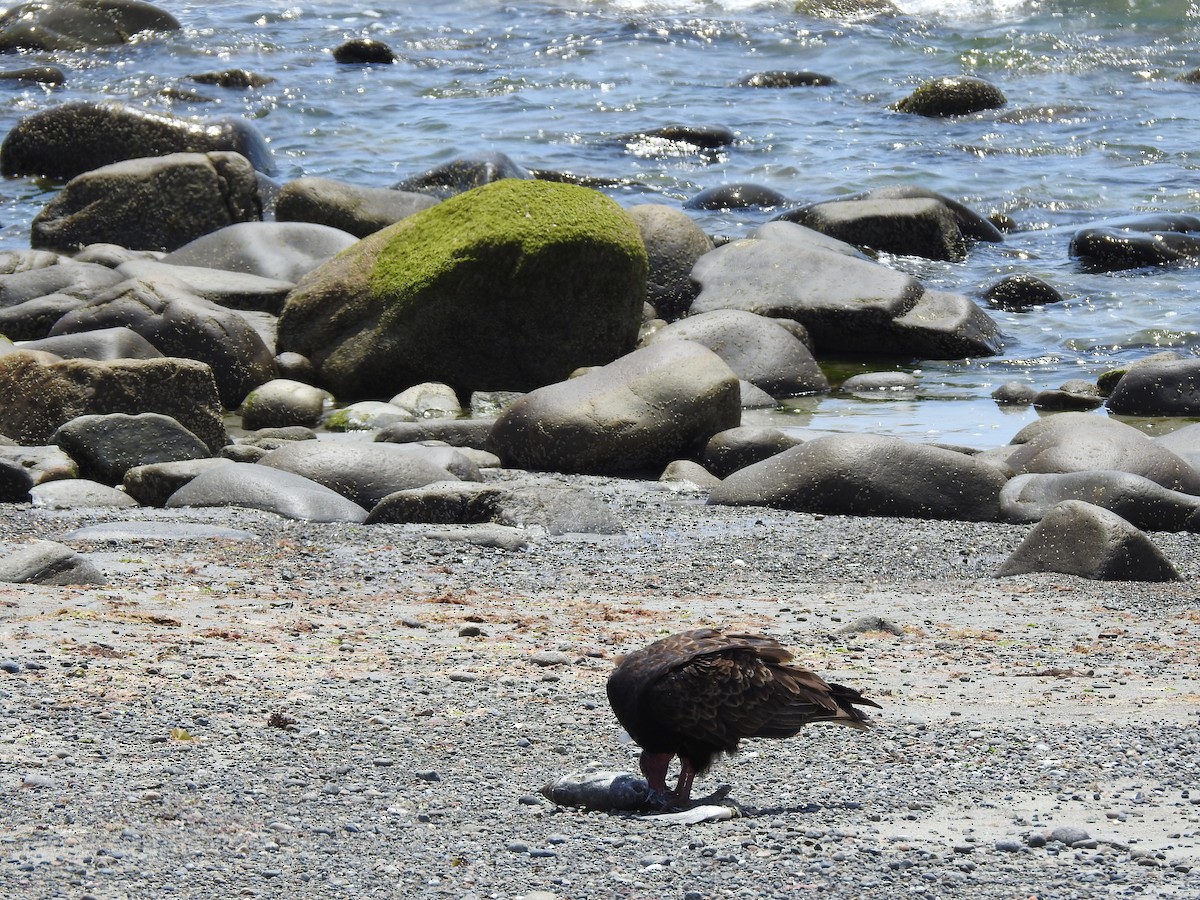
[672,756,697,805]
[639,751,674,808]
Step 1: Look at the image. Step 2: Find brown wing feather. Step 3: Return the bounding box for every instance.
[607,627,879,767]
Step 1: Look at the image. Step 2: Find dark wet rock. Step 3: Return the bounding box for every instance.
[333,38,395,64]
[0,444,76,484]
[999,470,1200,532]
[392,151,531,199]
[613,124,736,158]
[0,457,32,502]
[375,418,497,451]
[996,500,1180,582]
[1096,350,1183,395]
[0,539,105,586]
[51,412,211,486]
[840,371,918,393]
[188,69,275,89]
[166,462,369,523]
[626,204,713,322]
[0,66,65,85]
[0,352,228,451]
[1,100,274,179]
[782,196,969,261]
[50,275,276,408]
[122,457,234,507]
[277,179,646,398]
[366,481,507,525]
[1032,383,1103,411]
[847,186,1004,244]
[660,459,721,488]
[644,309,828,397]
[992,381,1038,405]
[162,222,358,284]
[239,379,332,431]
[709,433,1008,522]
[275,177,440,238]
[736,71,836,88]
[983,274,1064,310]
[1001,412,1200,493]
[1105,357,1200,417]
[258,440,466,509]
[684,184,789,211]
[491,341,740,476]
[1068,214,1200,271]
[17,326,162,361]
[0,1,178,52]
[701,426,802,478]
[32,151,262,253]
[30,479,138,509]
[892,75,1006,117]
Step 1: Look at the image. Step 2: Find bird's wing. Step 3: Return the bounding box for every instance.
[645,645,871,748]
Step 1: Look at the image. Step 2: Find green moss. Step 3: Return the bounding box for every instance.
[369,178,645,301]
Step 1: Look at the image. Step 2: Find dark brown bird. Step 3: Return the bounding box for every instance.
[606,627,880,807]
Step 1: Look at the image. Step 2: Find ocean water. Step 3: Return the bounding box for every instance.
[3,0,1200,448]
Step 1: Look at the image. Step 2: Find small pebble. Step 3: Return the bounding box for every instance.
[1,659,20,674]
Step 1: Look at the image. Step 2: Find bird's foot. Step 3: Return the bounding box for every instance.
[645,782,734,812]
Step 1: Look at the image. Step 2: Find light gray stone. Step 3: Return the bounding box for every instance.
[996,500,1180,582]
[166,462,369,523]
[490,341,741,476]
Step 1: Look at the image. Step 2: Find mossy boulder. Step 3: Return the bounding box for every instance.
[892,76,1006,118]
[276,178,648,399]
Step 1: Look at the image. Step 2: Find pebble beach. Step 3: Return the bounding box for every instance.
[2,480,1198,898]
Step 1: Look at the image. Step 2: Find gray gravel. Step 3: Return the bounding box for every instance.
[1,475,1198,898]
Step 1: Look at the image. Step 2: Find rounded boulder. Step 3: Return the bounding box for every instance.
[276,179,647,398]
[490,341,741,476]
[708,432,1008,522]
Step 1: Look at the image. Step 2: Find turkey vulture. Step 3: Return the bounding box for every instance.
[606,627,880,807]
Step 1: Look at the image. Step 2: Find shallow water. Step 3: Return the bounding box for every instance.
[3,0,1200,448]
